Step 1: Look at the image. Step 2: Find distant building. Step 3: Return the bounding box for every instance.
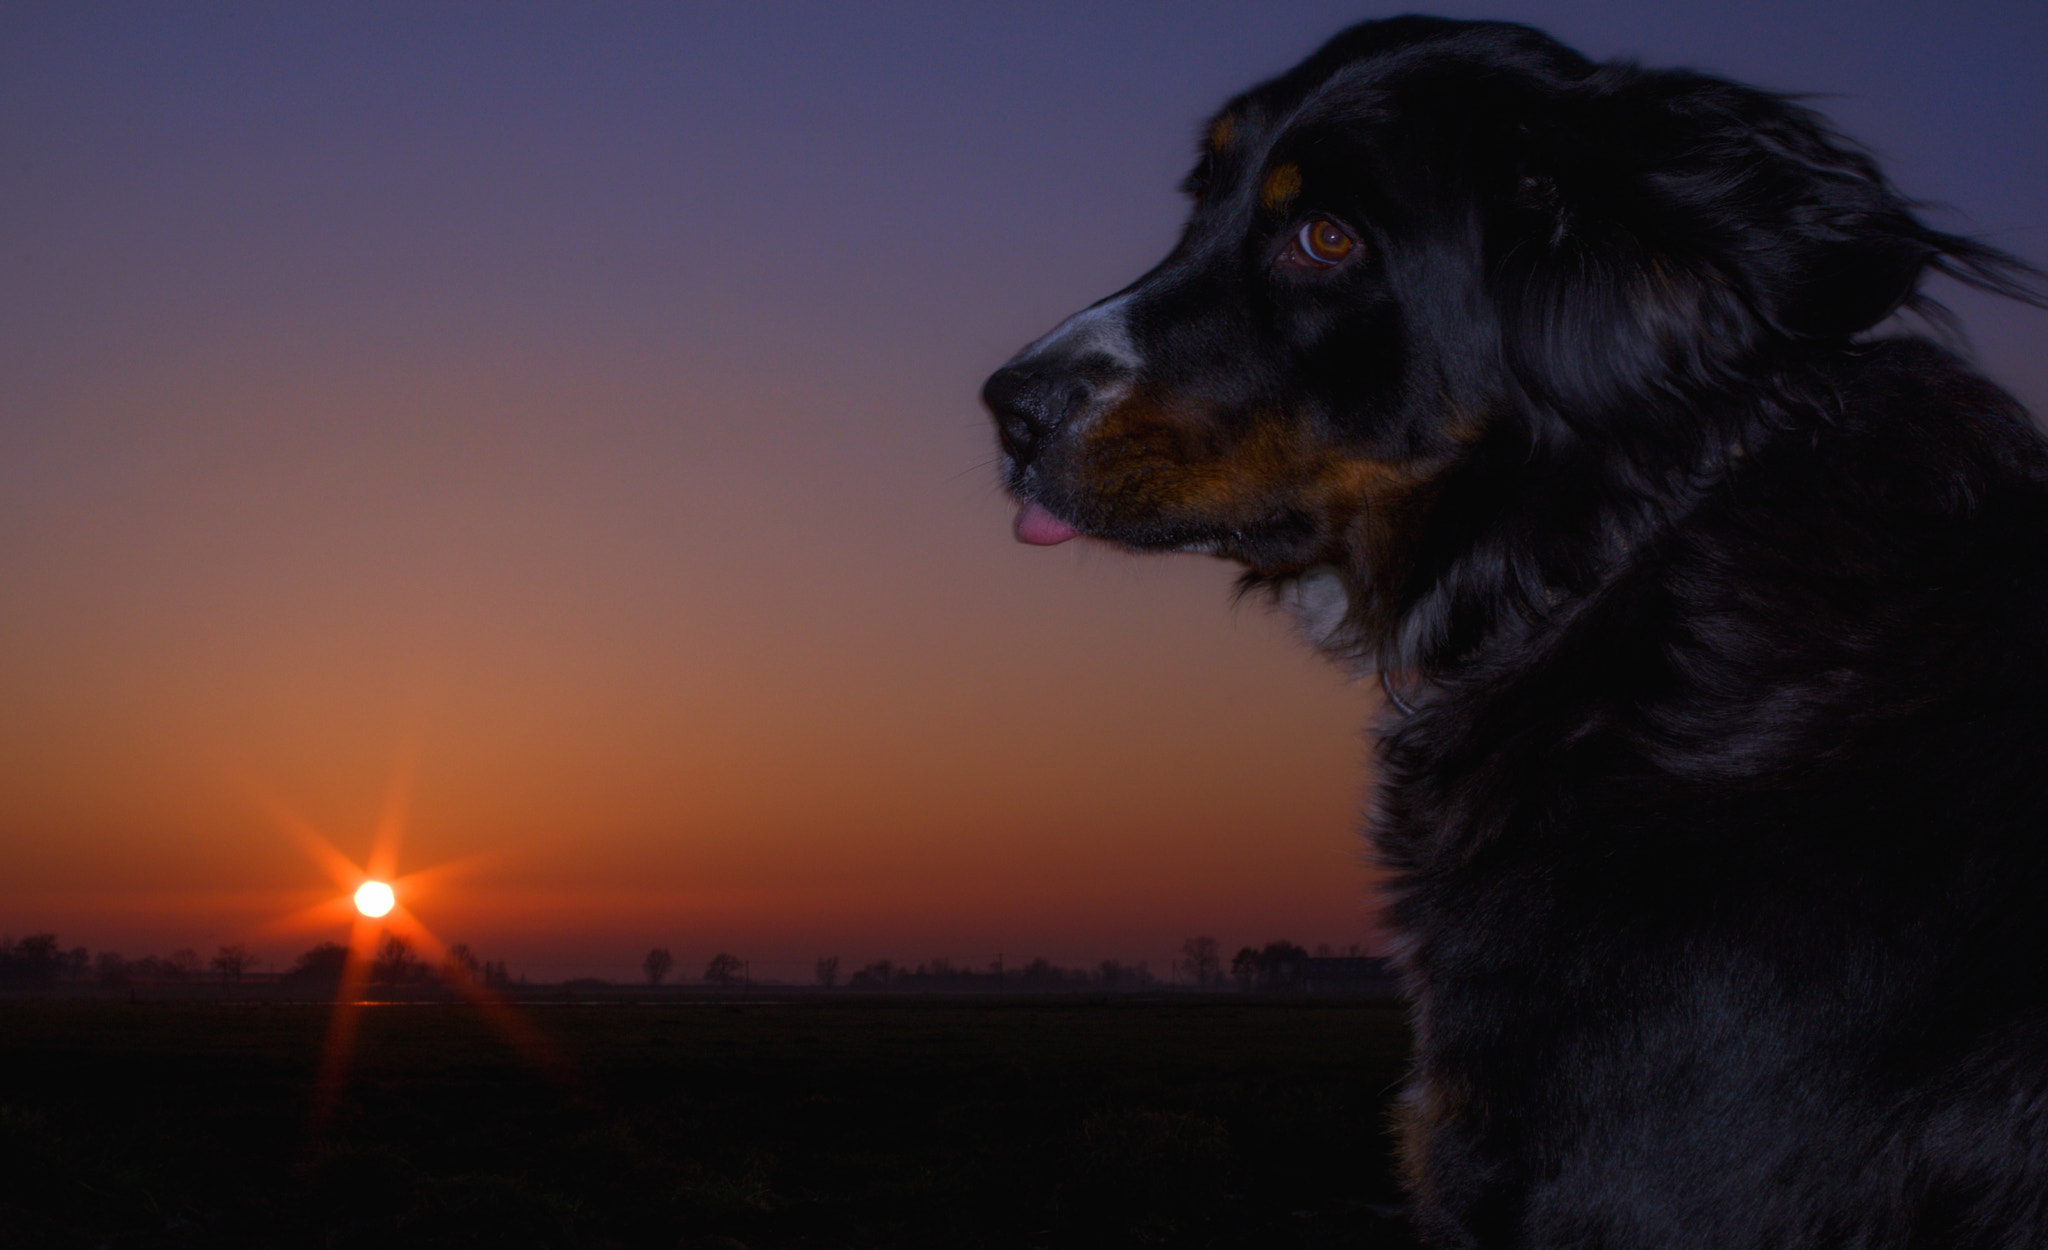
[1301,956,1401,997]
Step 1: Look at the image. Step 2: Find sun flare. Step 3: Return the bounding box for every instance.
[354,880,395,918]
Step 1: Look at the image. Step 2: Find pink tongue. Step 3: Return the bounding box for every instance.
[1013,501,1081,546]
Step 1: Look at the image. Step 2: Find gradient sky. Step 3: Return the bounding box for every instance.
[4,2,2044,982]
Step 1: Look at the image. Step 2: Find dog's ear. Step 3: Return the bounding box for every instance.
[1493,71,2031,417]
[1624,80,1936,340]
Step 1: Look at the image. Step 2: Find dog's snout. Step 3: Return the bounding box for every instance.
[982,362,1077,461]
[986,293,1141,467]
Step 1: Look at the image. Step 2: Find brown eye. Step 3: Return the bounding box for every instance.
[1294,218,1356,266]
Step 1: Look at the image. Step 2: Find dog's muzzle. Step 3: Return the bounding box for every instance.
[983,293,1144,545]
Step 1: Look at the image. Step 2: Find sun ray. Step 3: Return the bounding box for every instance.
[228,746,571,1136]
[309,908,384,1131]
[384,849,498,895]
[244,894,360,943]
[363,739,417,883]
[365,902,564,1075]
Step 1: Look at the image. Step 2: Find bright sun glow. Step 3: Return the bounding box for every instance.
[354,880,395,918]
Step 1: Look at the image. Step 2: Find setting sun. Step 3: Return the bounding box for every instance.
[354,881,395,918]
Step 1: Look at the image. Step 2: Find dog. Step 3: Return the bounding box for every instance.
[983,17,2048,1249]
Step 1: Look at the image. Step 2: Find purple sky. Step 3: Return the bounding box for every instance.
[3,2,2043,982]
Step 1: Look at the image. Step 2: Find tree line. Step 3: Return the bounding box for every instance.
[0,932,264,988]
[5,930,1378,994]
[0,932,515,990]
[633,936,1379,992]
[283,935,515,988]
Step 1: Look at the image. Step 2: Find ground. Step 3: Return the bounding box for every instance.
[0,994,1420,1249]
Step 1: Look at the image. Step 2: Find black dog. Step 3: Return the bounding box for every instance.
[984,17,2048,1248]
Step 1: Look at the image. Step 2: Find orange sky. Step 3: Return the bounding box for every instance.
[3,4,2042,982]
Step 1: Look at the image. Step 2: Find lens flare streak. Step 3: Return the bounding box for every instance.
[237,756,566,1131]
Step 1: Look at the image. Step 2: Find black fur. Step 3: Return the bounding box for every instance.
[984,16,2048,1248]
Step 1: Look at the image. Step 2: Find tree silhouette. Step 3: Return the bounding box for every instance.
[210,943,258,982]
[1018,957,1086,989]
[371,934,416,985]
[849,959,894,989]
[286,941,348,982]
[1251,940,1310,990]
[703,951,743,988]
[441,943,482,985]
[815,955,840,988]
[1,934,62,986]
[1178,936,1223,988]
[643,947,674,987]
[125,955,189,981]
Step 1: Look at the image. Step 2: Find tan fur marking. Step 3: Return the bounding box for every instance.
[1261,163,1303,211]
[1076,397,1442,564]
[1208,115,1235,153]
[1053,387,1475,629]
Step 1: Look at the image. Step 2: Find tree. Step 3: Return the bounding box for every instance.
[1252,940,1310,991]
[703,951,743,988]
[1,934,62,986]
[371,934,416,985]
[126,955,188,981]
[849,959,894,989]
[643,947,675,987]
[815,955,840,989]
[286,942,349,982]
[441,943,482,985]
[1231,946,1258,991]
[1178,936,1223,988]
[170,948,202,976]
[211,943,258,982]
[1017,956,1084,989]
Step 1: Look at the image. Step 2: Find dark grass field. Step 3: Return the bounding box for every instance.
[0,994,1422,1249]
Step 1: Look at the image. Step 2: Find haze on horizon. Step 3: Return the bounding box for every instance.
[3,2,2043,983]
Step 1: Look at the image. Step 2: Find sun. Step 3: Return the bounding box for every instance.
[354,880,395,918]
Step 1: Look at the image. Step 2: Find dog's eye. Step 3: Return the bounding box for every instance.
[1291,218,1357,267]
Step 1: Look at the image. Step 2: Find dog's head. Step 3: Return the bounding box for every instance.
[984,17,2032,669]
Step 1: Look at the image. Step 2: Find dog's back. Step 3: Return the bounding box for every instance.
[1379,335,2048,1247]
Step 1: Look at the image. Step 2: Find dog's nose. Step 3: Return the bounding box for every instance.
[982,363,1077,463]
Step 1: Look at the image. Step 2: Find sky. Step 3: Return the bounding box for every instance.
[4,1,2044,983]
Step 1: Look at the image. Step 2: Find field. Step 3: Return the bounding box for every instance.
[0,994,1421,1249]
